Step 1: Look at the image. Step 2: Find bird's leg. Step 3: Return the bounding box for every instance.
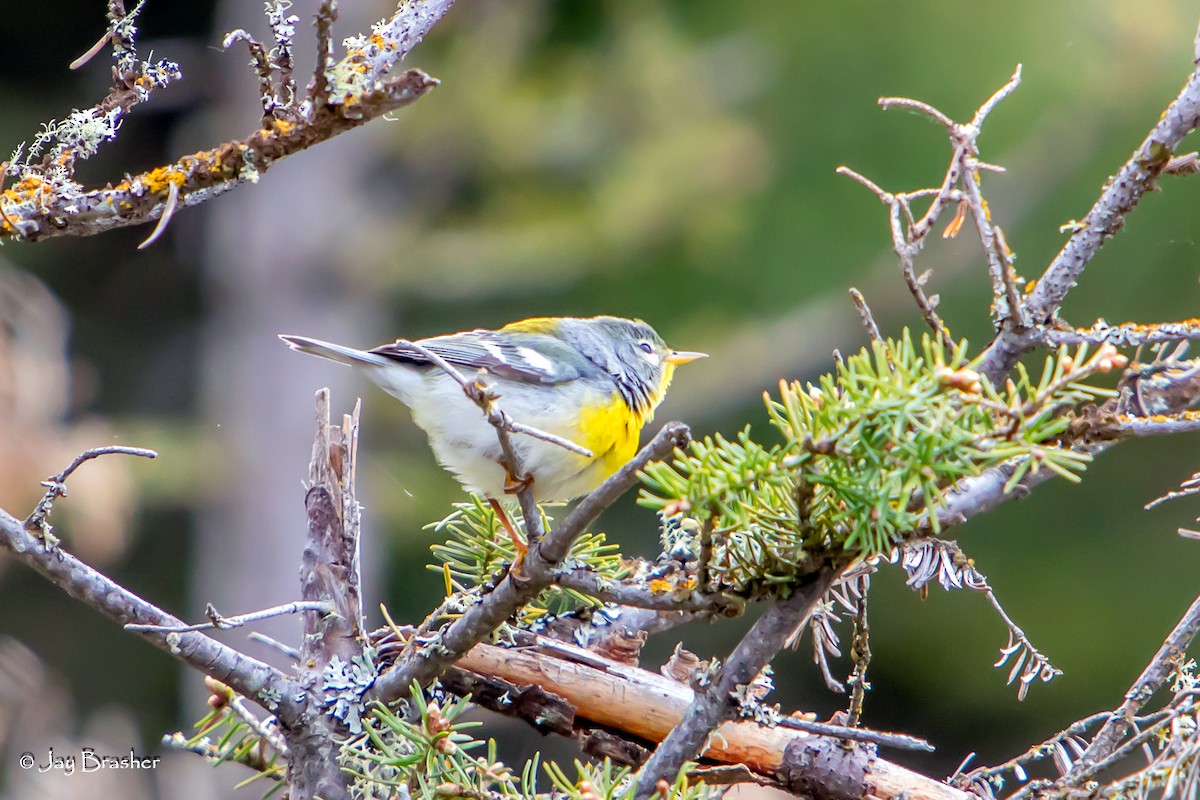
[488,498,526,564]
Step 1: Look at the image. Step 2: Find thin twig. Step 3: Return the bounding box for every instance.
[955,712,1110,790]
[773,715,932,752]
[124,600,334,633]
[230,694,289,754]
[845,580,871,726]
[161,731,283,778]
[878,95,956,132]
[222,30,277,119]
[137,179,179,250]
[966,64,1023,133]
[994,226,1028,329]
[24,446,157,537]
[248,632,301,661]
[849,288,882,342]
[835,165,892,202]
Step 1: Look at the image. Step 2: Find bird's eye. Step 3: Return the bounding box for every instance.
[638,340,654,354]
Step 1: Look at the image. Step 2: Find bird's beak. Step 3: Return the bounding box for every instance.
[665,350,708,365]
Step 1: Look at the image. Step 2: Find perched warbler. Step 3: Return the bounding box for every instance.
[279,316,705,507]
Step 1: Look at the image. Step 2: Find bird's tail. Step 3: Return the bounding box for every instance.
[278,334,392,369]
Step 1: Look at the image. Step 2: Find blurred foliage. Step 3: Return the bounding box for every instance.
[1,0,1200,792]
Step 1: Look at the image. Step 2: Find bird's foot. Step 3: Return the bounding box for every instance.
[503,470,533,495]
[488,498,528,576]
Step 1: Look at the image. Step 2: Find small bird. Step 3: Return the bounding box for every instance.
[280,316,705,547]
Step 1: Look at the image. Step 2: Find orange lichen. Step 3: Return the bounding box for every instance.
[267,118,296,136]
[142,166,186,194]
[649,578,673,594]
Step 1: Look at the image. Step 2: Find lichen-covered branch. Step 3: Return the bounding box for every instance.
[1063,593,1200,785]
[289,390,368,800]
[0,0,453,243]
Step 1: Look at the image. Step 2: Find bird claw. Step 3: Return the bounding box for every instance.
[503,470,533,495]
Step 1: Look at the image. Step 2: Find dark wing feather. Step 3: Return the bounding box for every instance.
[368,329,583,385]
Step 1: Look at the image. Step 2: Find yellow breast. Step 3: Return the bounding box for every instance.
[577,391,645,481]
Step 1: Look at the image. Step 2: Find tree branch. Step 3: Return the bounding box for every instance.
[0,507,306,725]
[435,638,969,800]
[634,565,844,799]
[0,0,454,242]
[977,49,1200,382]
[1064,592,1200,784]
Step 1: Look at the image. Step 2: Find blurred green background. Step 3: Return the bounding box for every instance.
[2,1,1200,797]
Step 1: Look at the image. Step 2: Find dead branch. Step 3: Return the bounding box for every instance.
[441,638,969,800]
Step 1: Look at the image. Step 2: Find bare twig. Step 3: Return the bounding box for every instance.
[230,694,289,754]
[849,288,882,342]
[69,28,114,71]
[250,632,302,661]
[222,29,278,120]
[966,64,1023,133]
[124,600,333,633]
[877,96,956,132]
[773,715,932,752]
[162,732,283,778]
[24,446,157,539]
